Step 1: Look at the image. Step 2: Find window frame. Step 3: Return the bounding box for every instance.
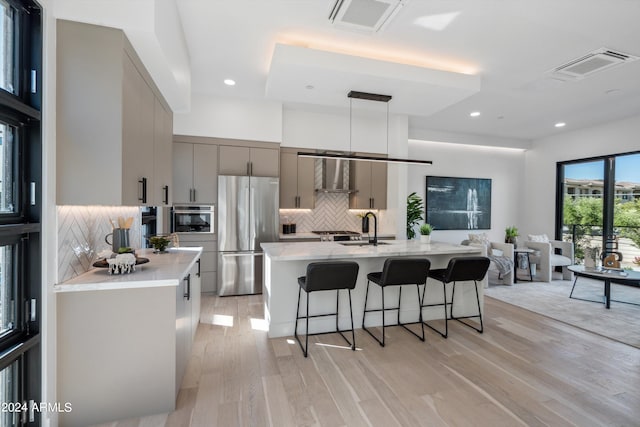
[556,149,640,241]
[0,0,41,423]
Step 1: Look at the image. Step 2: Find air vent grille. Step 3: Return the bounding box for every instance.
[329,0,408,32]
[551,48,638,79]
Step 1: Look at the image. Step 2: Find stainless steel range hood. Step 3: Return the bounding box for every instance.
[316,156,356,193]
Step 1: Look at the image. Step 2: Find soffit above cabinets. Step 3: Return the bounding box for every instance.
[265,43,481,116]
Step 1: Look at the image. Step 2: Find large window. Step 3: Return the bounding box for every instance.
[0,0,41,424]
[558,152,640,267]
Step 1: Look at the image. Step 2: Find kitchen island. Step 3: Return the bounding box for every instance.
[55,247,202,427]
[261,240,484,338]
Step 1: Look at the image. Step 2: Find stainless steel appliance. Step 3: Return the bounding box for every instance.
[312,230,362,241]
[172,205,215,234]
[218,176,279,296]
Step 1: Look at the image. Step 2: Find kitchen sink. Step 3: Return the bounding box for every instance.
[338,241,390,247]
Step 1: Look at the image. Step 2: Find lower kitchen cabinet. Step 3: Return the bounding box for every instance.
[56,250,201,427]
[176,260,201,395]
[179,235,218,293]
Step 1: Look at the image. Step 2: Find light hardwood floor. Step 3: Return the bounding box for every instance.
[95,294,640,427]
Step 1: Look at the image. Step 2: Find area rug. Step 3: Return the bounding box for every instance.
[485,276,640,349]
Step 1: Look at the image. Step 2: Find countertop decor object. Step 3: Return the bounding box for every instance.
[149,235,172,253]
[420,223,433,243]
[92,256,150,269]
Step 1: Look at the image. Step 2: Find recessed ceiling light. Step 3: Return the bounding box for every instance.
[555,122,566,128]
[224,79,236,86]
[469,111,481,117]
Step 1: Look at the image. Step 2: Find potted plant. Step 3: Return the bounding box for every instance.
[406,192,424,240]
[149,235,172,253]
[505,226,519,248]
[419,223,433,243]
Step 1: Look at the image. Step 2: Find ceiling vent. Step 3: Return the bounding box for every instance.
[328,0,409,32]
[551,48,639,80]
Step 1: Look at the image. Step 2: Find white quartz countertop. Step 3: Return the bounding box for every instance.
[54,247,203,293]
[278,232,396,240]
[261,240,480,261]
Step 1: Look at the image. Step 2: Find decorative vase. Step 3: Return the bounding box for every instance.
[505,236,517,249]
[420,235,431,243]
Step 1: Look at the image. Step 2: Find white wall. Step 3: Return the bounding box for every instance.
[523,113,640,238]
[408,140,525,244]
[173,93,282,142]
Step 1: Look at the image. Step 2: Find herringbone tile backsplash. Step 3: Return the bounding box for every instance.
[57,206,141,283]
[280,192,363,232]
[279,159,363,232]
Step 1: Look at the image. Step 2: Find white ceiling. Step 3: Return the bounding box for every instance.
[55,0,640,143]
[175,0,640,142]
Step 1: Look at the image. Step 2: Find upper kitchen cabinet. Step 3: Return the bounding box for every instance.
[280,148,315,209]
[57,20,173,206]
[154,99,174,206]
[349,159,387,210]
[172,139,218,205]
[218,141,279,177]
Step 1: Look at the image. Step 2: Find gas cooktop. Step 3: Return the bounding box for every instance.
[312,230,360,235]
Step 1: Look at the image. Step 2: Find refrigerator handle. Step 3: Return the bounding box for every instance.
[220,252,263,257]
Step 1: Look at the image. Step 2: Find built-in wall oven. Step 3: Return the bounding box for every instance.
[171,205,215,234]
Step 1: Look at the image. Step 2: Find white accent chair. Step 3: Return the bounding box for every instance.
[525,236,574,282]
[461,239,514,286]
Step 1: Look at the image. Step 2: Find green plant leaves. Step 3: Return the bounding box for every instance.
[407,192,424,239]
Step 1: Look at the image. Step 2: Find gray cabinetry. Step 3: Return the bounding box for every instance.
[57,20,172,206]
[280,148,315,209]
[154,98,174,206]
[179,236,217,293]
[219,144,279,177]
[176,260,201,395]
[349,159,387,210]
[172,142,218,204]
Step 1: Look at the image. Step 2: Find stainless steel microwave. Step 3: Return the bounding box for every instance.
[171,205,215,234]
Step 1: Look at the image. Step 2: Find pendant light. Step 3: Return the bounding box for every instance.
[297,91,433,166]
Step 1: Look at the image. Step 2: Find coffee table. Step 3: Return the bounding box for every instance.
[567,265,640,309]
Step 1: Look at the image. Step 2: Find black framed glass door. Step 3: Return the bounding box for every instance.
[558,152,640,267]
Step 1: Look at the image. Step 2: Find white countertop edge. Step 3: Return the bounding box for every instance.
[54,247,203,293]
[261,241,481,262]
[54,278,180,293]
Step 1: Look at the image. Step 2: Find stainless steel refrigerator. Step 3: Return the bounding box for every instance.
[217,175,279,296]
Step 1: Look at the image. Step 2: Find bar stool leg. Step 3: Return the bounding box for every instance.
[381,286,386,346]
[396,284,426,341]
[450,281,484,333]
[361,280,387,347]
[295,286,312,357]
[332,289,356,350]
[348,289,356,350]
[306,291,310,353]
[421,280,448,338]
